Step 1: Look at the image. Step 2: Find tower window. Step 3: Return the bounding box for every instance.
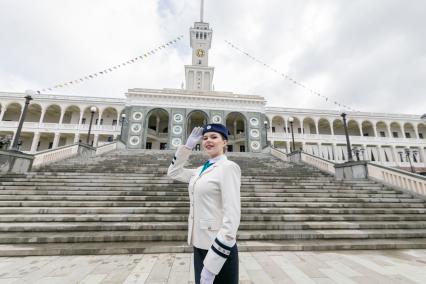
[198,60,202,65]
[196,32,199,39]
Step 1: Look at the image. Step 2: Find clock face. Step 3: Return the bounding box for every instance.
[196,49,205,57]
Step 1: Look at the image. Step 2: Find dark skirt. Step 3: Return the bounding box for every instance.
[193,244,239,284]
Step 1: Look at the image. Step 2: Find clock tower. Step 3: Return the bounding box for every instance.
[185,0,214,91]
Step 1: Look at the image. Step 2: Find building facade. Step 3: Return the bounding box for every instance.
[1,1,425,170]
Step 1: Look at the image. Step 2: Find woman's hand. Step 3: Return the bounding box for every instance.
[200,267,215,284]
[185,127,203,149]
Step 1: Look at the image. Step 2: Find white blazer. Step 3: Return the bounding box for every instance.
[167,145,241,275]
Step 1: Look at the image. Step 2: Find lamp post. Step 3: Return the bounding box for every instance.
[403,148,417,173]
[120,113,127,139]
[86,106,97,145]
[288,117,295,152]
[11,90,34,151]
[352,146,365,161]
[264,120,270,147]
[341,113,353,161]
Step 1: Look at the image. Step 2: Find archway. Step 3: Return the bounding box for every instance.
[43,104,61,123]
[2,103,21,121]
[146,108,169,150]
[272,116,285,133]
[376,121,389,137]
[62,106,81,124]
[403,122,416,139]
[347,120,361,136]
[303,117,317,135]
[318,118,332,135]
[361,121,375,137]
[226,112,247,152]
[390,122,403,138]
[332,119,345,135]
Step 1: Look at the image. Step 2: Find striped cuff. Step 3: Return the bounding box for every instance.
[210,238,232,259]
[171,155,177,165]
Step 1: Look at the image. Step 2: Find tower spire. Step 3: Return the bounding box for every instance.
[200,0,204,22]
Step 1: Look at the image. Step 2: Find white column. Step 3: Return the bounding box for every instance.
[330,122,335,136]
[97,110,103,126]
[331,143,337,161]
[376,145,382,162]
[387,124,392,138]
[58,111,65,125]
[419,148,426,163]
[0,106,6,121]
[78,112,84,125]
[39,109,46,124]
[372,126,377,137]
[74,133,80,143]
[284,119,288,133]
[156,116,160,135]
[359,124,364,136]
[286,142,290,154]
[52,133,60,149]
[414,127,420,140]
[93,134,99,147]
[315,120,319,135]
[30,132,40,153]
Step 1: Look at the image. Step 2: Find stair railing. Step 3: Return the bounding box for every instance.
[32,141,118,169]
[300,151,336,175]
[367,163,426,197]
[270,146,426,197]
[32,143,80,168]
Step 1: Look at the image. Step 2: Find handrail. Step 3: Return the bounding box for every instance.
[367,163,426,196]
[270,146,288,161]
[32,144,80,168]
[95,141,117,155]
[300,151,336,175]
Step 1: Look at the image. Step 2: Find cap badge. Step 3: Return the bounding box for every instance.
[207,125,211,129]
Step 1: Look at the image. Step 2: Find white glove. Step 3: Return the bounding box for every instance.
[185,127,203,149]
[200,266,215,284]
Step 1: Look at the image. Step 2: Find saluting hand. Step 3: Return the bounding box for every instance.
[185,127,203,149]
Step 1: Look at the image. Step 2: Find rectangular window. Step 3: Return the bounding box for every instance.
[298,128,302,134]
[405,132,411,138]
[48,142,53,149]
[380,131,386,137]
[363,133,369,136]
[240,145,245,152]
[393,132,398,138]
[81,118,86,124]
[112,120,117,126]
[160,143,167,150]
[272,127,276,133]
[420,133,424,139]
[146,142,152,149]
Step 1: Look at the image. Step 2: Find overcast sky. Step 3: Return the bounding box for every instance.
[0,0,425,115]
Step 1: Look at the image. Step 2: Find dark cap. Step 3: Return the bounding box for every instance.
[202,124,230,140]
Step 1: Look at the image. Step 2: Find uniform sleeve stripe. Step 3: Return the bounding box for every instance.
[215,238,232,251]
[171,161,175,165]
[173,156,177,161]
[211,245,228,259]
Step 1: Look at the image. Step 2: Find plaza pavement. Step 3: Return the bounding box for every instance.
[0,250,425,283]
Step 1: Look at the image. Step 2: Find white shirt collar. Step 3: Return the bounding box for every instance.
[209,154,226,164]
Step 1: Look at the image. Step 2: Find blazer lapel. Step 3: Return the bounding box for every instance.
[198,156,228,177]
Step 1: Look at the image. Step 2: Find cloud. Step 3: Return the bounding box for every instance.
[0,0,425,115]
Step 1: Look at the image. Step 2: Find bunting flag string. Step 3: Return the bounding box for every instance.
[224,39,358,112]
[37,35,184,94]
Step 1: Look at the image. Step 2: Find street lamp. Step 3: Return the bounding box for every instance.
[264,120,270,147]
[86,106,97,145]
[0,135,12,150]
[352,146,365,161]
[11,90,34,151]
[120,113,127,139]
[403,147,418,173]
[341,113,353,161]
[288,117,295,152]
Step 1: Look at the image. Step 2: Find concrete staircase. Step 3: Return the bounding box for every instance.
[0,149,426,256]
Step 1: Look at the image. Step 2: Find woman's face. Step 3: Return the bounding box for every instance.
[202,131,227,158]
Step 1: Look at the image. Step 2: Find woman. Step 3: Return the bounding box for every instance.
[168,124,241,284]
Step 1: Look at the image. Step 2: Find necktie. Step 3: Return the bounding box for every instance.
[200,161,213,175]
